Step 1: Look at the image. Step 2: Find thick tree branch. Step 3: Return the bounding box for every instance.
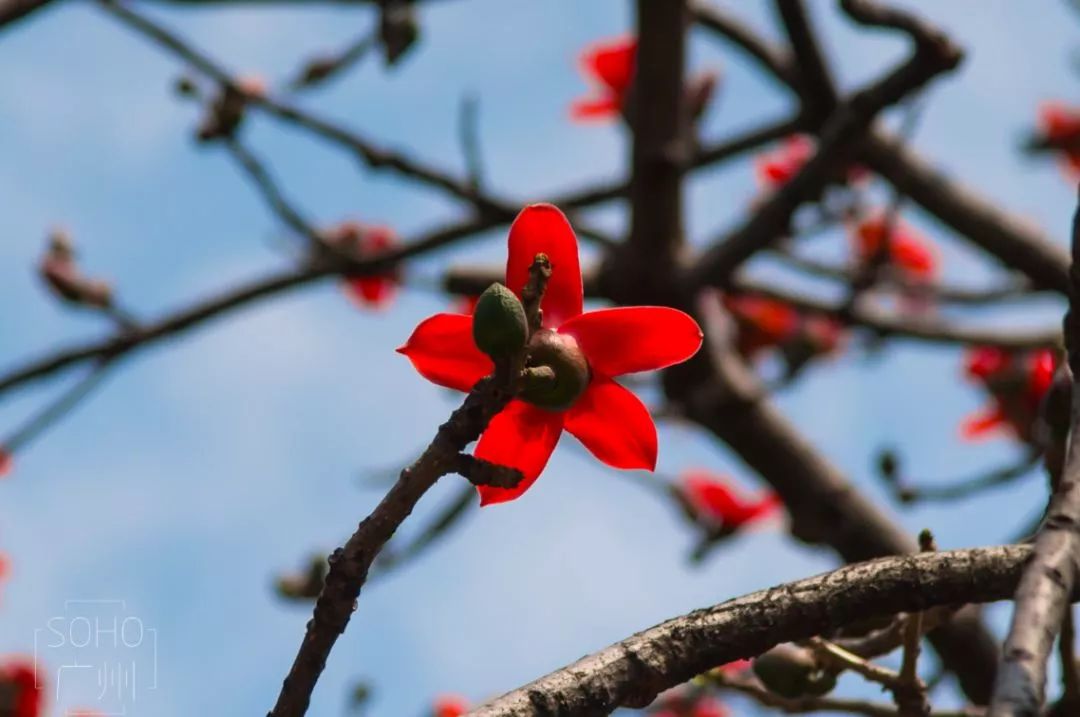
[775,0,838,122]
[470,546,1049,716]
[688,6,962,288]
[860,136,1071,295]
[0,0,56,32]
[660,293,1001,704]
[988,192,1080,716]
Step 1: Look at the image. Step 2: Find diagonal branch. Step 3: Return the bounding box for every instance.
[470,546,1050,716]
[689,0,962,289]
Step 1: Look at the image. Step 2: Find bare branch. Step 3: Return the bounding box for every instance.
[471,546,1045,716]
[988,190,1080,716]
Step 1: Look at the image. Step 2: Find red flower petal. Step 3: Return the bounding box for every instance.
[433,694,470,717]
[559,307,702,377]
[506,205,583,328]
[960,405,1008,441]
[564,378,657,471]
[0,449,11,478]
[344,276,396,309]
[570,96,622,121]
[475,401,564,506]
[964,346,1010,382]
[1028,349,1058,402]
[397,314,493,392]
[581,38,636,95]
[0,658,43,717]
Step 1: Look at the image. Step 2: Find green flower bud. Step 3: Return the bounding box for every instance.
[520,330,590,411]
[753,644,833,699]
[472,283,528,360]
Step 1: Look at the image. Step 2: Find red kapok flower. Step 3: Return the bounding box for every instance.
[1038,101,1080,177]
[755,135,866,191]
[0,658,43,717]
[433,694,469,717]
[755,135,814,189]
[398,204,703,505]
[722,294,800,359]
[961,346,1058,443]
[571,37,637,121]
[680,471,781,530]
[652,691,730,717]
[325,221,400,310]
[853,215,938,280]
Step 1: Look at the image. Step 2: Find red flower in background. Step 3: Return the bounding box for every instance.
[755,135,867,191]
[680,471,781,531]
[399,205,703,505]
[323,221,400,310]
[0,448,11,479]
[723,294,845,367]
[755,135,815,189]
[852,215,938,281]
[1037,101,1080,177]
[961,346,1058,443]
[723,294,800,358]
[571,37,637,121]
[0,658,43,717]
[571,37,718,123]
[432,694,469,717]
[652,691,730,717]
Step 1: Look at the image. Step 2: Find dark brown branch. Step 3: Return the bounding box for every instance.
[731,278,1062,349]
[859,136,1071,295]
[662,294,1001,704]
[610,0,689,305]
[222,137,320,243]
[445,263,1061,349]
[98,0,618,249]
[1,359,113,453]
[988,191,1080,716]
[688,6,962,288]
[881,453,1042,506]
[716,673,981,717]
[691,1,799,90]
[773,249,1038,306]
[775,0,838,122]
[270,255,552,716]
[270,376,514,717]
[470,546,1045,716]
[0,0,56,32]
[0,211,524,400]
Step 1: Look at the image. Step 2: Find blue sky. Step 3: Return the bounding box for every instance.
[0,1,1077,715]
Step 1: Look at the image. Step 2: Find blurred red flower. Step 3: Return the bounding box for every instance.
[0,658,43,717]
[961,346,1058,443]
[323,221,400,310]
[571,37,637,121]
[571,37,717,123]
[852,215,938,281]
[399,204,703,505]
[1038,101,1080,177]
[680,471,782,530]
[433,694,469,717]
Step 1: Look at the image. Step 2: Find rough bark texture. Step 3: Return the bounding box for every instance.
[471,546,1047,717]
[988,194,1080,716]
